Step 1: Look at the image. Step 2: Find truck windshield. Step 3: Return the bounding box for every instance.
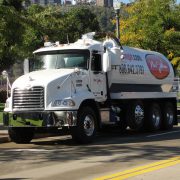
[31,50,90,71]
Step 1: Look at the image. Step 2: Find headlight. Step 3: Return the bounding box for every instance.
[53,99,75,107]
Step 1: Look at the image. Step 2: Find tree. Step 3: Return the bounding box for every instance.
[90,6,115,32]
[65,7,100,42]
[0,5,25,71]
[20,5,100,58]
[119,0,180,59]
[2,0,26,11]
[0,4,101,71]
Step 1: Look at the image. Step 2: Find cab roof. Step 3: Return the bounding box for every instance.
[33,38,103,54]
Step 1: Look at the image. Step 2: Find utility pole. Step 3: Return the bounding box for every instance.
[113,0,121,40]
[115,8,120,40]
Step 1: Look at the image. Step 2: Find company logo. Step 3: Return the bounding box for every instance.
[146,54,170,79]
[28,76,34,81]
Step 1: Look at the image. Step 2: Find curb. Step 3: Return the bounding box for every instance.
[0,129,9,143]
[0,126,69,144]
[0,131,63,144]
[0,136,10,143]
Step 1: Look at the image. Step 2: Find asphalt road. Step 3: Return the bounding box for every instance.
[0,125,180,180]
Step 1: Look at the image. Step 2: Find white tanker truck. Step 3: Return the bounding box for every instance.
[3,32,178,144]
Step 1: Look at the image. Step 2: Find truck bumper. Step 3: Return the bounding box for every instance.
[3,111,77,127]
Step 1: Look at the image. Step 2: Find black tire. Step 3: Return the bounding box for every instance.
[162,102,175,130]
[70,106,97,144]
[127,101,145,131]
[147,103,162,131]
[117,119,127,133]
[116,107,127,133]
[8,127,35,144]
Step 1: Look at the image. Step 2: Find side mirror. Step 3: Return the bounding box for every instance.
[103,50,111,72]
[24,58,29,74]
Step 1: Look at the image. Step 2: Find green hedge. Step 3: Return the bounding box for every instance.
[0,103,4,124]
[0,103,4,111]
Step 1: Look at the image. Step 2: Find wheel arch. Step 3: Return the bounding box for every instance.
[78,99,101,130]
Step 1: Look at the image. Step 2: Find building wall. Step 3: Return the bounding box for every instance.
[29,0,61,5]
[96,0,113,7]
[29,0,113,6]
[96,0,104,7]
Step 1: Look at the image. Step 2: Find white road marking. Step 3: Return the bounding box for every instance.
[146,130,180,138]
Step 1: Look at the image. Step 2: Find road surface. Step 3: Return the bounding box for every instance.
[0,125,180,180]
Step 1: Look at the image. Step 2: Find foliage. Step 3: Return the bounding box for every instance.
[0,4,100,70]
[119,0,180,59]
[0,6,25,71]
[2,0,25,11]
[1,1,179,73]
[22,5,100,57]
[0,103,4,111]
[89,6,115,32]
[171,57,180,75]
[65,7,100,41]
[0,103,4,123]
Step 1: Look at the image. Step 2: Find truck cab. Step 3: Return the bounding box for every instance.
[3,32,113,143]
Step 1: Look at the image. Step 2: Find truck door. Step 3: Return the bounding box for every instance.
[90,51,107,102]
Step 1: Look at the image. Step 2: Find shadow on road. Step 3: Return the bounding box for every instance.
[0,126,179,166]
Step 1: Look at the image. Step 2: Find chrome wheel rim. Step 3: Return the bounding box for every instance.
[84,115,95,137]
[135,105,144,125]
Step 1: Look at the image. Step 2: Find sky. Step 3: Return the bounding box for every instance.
[121,0,180,4]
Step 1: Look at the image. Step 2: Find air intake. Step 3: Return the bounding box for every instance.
[13,86,44,111]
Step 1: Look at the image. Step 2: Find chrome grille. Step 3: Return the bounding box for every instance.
[13,86,44,110]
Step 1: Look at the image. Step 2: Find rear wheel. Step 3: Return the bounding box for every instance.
[162,102,175,130]
[127,101,145,131]
[147,103,162,131]
[70,106,97,144]
[116,118,127,133]
[8,127,35,144]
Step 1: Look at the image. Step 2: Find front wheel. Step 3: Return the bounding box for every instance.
[70,107,97,144]
[8,127,35,144]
